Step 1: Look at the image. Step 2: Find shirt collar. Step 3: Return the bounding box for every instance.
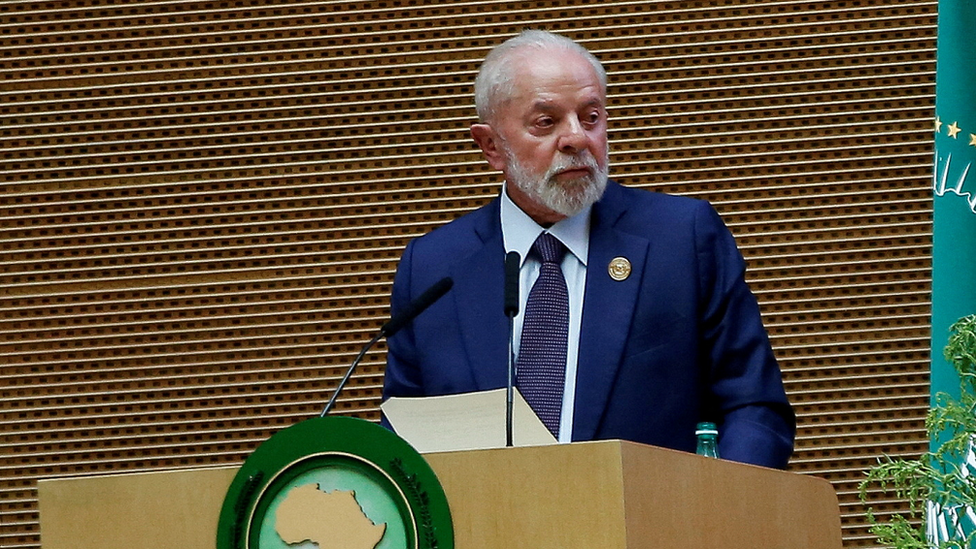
[500,184,590,267]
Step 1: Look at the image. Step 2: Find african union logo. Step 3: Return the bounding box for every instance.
[217,416,453,549]
[934,115,976,214]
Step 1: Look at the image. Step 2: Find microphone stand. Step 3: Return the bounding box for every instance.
[319,277,453,418]
[320,331,383,417]
[506,313,516,446]
[504,252,521,447]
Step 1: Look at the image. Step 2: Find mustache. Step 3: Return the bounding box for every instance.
[545,151,601,180]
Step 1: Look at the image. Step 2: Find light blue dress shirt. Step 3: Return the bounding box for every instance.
[499,186,591,443]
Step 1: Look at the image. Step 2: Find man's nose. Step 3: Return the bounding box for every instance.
[557,116,589,153]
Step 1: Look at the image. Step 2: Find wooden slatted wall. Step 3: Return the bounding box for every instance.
[0,1,935,547]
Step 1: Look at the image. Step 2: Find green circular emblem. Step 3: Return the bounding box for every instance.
[217,416,453,549]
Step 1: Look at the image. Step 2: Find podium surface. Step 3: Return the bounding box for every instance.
[39,440,841,548]
[425,440,840,548]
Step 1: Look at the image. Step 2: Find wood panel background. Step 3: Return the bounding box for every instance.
[0,1,935,547]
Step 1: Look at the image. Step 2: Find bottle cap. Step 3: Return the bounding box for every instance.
[695,422,718,436]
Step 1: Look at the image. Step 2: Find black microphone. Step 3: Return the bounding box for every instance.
[320,277,454,417]
[504,252,520,446]
[504,252,520,318]
[381,277,454,337]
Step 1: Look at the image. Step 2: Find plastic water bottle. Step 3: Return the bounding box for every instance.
[695,422,720,458]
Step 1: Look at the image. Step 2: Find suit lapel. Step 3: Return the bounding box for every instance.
[572,185,649,440]
[448,187,650,430]
[452,198,510,391]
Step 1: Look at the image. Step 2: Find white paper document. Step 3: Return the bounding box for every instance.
[380,388,558,453]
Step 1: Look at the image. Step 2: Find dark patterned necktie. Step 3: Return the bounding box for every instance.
[516,232,569,438]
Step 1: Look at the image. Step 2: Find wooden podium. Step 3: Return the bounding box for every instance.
[38,440,842,548]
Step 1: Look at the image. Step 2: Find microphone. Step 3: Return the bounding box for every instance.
[381,277,454,337]
[504,251,520,318]
[320,277,454,417]
[504,252,520,446]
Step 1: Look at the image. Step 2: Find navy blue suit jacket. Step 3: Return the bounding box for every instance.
[382,181,795,469]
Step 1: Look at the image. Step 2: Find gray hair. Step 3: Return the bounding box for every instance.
[473,30,607,123]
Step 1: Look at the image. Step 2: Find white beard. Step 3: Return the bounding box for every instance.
[504,146,610,218]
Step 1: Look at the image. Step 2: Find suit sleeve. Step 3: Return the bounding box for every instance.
[380,240,425,428]
[694,201,796,469]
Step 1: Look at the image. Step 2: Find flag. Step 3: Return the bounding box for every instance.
[931,0,976,417]
[929,0,976,543]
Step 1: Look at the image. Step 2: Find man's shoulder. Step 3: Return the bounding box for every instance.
[605,180,701,209]
[601,181,711,227]
[406,196,500,254]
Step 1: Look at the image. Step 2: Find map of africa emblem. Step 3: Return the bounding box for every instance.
[216,416,453,549]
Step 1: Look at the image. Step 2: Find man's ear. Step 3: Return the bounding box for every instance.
[470,123,507,172]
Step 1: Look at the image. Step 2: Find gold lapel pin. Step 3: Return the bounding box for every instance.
[608,257,632,281]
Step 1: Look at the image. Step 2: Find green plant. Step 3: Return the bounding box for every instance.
[859,314,976,549]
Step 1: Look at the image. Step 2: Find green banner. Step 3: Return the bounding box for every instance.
[930,0,976,543]
[932,0,976,415]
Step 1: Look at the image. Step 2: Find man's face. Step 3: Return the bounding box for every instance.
[477,48,610,224]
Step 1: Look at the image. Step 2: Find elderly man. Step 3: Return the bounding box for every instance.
[381,30,795,469]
